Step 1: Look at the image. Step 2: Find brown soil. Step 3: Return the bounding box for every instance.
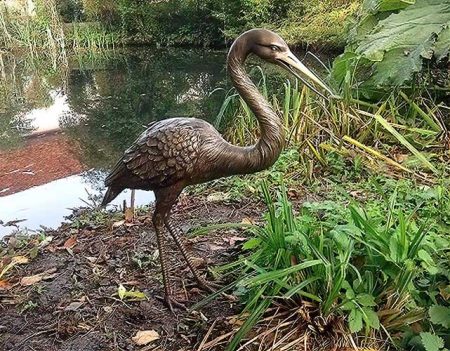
[0,132,85,197]
[0,196,263,351]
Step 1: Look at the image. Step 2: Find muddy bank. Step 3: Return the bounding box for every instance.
[0,195,262,351]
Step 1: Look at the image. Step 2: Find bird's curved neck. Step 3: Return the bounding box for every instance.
[226,42,284,173]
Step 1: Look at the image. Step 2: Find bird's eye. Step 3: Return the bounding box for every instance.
[270,45,279,51]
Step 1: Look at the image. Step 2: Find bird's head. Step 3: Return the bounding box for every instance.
[230,29,337,100]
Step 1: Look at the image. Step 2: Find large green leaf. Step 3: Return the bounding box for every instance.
[332,0,450,95]
[363,0,416,13]
[349,309,364,333]
[365,41,434,86]
[420,332,445,351]
[434,25,450,61]
[356,0,450,62]
[429,305,450,328]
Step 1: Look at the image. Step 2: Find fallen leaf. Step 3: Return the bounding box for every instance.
[227,236,247,246]
[63,236,77,249]
[0,256,29,279]
[350,190,364,199]
[124,290,146,300]
[132,330,160,345]
[439,285,450,300]
[287,189,301,198]
[64,301,84,311]
[190,257,206,268]
[228,316,245,327]
[47,245,57,253]
[20,268,57,286]
[12,256,29,264]
[118,284,126,299]
[394,153,408,163]
[0,280,12,290]
[112,220,125,228]
[20,274,42,286]
[241,217,255,225]
[206,192,230,202]
[117,284,146,300]
[39,236,53,248]
[207,243,226,251]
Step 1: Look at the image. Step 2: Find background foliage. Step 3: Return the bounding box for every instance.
[2,0,360,48]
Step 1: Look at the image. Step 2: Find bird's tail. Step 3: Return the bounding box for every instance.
[101,186,122,207]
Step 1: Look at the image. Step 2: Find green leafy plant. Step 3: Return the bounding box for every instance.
[215,66,447,184]
[208,181,448,350]
[420,332,446,351]
[429,305,450,329]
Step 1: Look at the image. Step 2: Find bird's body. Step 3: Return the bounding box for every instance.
[102,28,333,311]
[102,115,282,206]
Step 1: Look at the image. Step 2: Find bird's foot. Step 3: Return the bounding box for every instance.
[156,294,187,314]
[196,278,221,294]
[165,295,188,314]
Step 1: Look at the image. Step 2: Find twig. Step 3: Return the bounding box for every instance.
[202,329,235,350]
[197,318,218,351]
[15,328,56,348]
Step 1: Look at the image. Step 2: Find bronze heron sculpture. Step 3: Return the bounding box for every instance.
[101,29,334,311]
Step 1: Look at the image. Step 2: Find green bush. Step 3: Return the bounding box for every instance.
[281,0,362,48]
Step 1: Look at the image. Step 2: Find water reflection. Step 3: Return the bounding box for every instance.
[27,91,70,134]
[0,48,228,237]
[61,49,227,168]
[0,172,153,237]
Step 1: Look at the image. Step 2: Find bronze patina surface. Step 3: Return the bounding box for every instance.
[102,29,333,311]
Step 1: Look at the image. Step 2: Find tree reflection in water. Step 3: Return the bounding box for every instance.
[62,48,227,170]
[63,49,227,191]
[0,48,227,234]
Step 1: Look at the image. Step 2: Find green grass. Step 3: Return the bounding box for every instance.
[68,22,121,51]
[199,175,449,350]
[191,102,449,349]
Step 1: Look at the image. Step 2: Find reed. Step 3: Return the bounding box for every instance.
[216,68,448,180]
[0,0,120,60]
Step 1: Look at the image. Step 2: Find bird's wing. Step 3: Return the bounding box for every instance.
[115,123,201,187]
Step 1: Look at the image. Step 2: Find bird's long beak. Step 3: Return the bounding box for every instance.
[277,51,336,100]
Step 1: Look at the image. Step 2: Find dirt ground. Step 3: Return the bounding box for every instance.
[0,195,263,351]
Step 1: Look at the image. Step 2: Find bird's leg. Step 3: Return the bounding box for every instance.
[152,211,186,313]
[164,213,218,293]
[152,184,190,312]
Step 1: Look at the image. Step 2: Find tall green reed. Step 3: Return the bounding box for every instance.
[215,67,448,180]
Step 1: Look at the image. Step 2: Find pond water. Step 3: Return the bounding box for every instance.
[0,47,333,237]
